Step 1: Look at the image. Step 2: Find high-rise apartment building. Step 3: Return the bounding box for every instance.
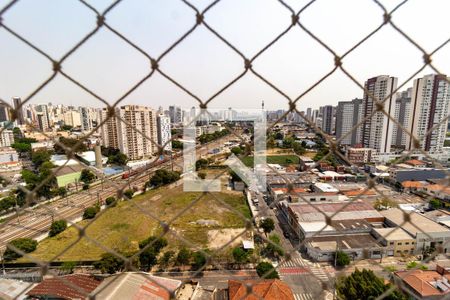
[79,107,92,131]
[0,103,10,123]
[35,104,50,131]
[406,74,450,153]
[63,110,82,128]
[100,105,158,161]
[157,114,172,152]
[306,107,312,122]
[0,130,14,147]
[335,98,363,146]
[12,97,24,125]
[321,105,334,135]
[168,105,182,124]
[391,88,412,149]
[361,75,398,153]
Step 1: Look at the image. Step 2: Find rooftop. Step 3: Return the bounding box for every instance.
[395,270,450,297]
[381,208,450,236]
[373,227,414,241]
[26,274,102,299]
[314,182,339,193]
[228,279,294,300]
[307,233,381,251]
[401,181,428,188]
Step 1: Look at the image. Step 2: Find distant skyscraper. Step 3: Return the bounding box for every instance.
[306,107,312,121]
[335,98,363,146]
[406,74,450,153]
[157,114,172,152]
[79,107,92,131]
[0,130,14,147]
[321,105,335,134]
[64,110,82,128]
[12,97,24,125]
[392,88,412,149]
[168,105,182,124]
[100,105,158,160]
[0,103,9,123]
[361,75,397,153]
[35,104,50,131]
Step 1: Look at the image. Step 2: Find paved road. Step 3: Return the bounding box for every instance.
[255,192,331,299]
[0,136,232,252]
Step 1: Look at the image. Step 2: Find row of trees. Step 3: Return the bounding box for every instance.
[198,129,229,144]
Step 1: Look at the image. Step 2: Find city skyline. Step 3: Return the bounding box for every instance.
[1,0,449,110]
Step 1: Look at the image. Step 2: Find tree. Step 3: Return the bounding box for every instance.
[274,132,283,140]
[60,124,73,131]
[231,147,242,156]
[336,251,351,267]
[159,250,175,267]
[138,236,168,270]
[31,149,51,168]
[80,169,96,184]
[0,196,18,213]
[105,196,116,207]
[107,153,128,166]
[191,251,207,270]
[3,238,38,261]
[57,187,67,198]
[83,206,98,219]
[61,261,77,274]
[264,234,284,258]
[195,158,208,170]
[11,142,31,153]
[175,247,191,265]
[172,140,183,149]
[293,142,306,155]
[198,172,206,180]
[123,189,134,199]
[93,253,124,274]
[336,268,406,300]
[149,170,180,188]
[49,220,67,237]
[259,218,275,236]
[429,199,441,209]
[232,247,249,264]
[139,236,168,253]
[139,247,158,270]
[256,262,279,279]
[54,137,87,154]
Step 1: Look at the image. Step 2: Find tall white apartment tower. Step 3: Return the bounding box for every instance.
[79,107,93,132]
[157,114,172,151]
[406,74,450,153]
[361,75,398,153]
[100,105,158,161]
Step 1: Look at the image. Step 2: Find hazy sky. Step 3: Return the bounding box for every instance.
[1,0,449,110]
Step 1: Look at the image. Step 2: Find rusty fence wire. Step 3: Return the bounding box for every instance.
[0,0,450,299]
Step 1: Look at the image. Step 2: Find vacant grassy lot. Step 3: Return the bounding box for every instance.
[20,184,250,262]
[240,155,300,167]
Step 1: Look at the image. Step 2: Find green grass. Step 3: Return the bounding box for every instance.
[240,155,300,167]
[19,185,250,262]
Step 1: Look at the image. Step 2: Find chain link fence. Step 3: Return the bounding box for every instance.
[0,0,450,299]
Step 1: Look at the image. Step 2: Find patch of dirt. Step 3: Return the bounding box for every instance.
[207,228,247,249]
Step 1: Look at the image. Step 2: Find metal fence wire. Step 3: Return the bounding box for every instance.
[0,0,450,299]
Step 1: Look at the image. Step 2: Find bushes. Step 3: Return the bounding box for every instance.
[105,196,116,207]
[175,247,191,265]
[93,253,124,274]
[336,251,351,267]
[3,238,38,261]
[232,247,249,264]
[83,206,98,219]
[49,220,67,237]
[256,262,279,279]
[123,189,134,200]
[148,169,180,188]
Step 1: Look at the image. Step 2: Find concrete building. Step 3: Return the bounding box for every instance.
[168,105,182,124]
[406,74,450,154]
[381,208,450,255]
[0,102,10,123]
[346,147,373,165]
[321,105,334,134]
[0,130,14,147]
[63,110,81,128]
[35,104,50,131]
[335,98,363,145]
[157,114,172,151]
[0,147,21,172]
[100,105,158,161]
[361,75,398,153]
[372,227,416,256]
[389,167,448,183]
[79,106,93,131]
[306,107,312,122]
[392,88,412,149]
[12,97,24,125]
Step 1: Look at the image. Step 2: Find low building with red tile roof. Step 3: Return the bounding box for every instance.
[228,279,294,300]
[394,269,450,299]
[405,159,428,168]
[26,274,102,300]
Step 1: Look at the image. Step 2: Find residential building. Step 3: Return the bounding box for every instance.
[168,105,182,124]
[406,74,450,154]
[0,130,14,147]
[361,75,398,153]
[79,106,93,131]
[35,104,50,131]
[321,105,334,134]
[346,147,373,164]
[306,107,312,121]
[100,105,158,160]
[394,268,450,299]
[63,110,81,128]
[335,98,363,145]
[157,114,172,151]
[0,102,10,122]
[0,147,21,172]
[228,279,295,300]
[392,88,412,149]
[12,97,24,125]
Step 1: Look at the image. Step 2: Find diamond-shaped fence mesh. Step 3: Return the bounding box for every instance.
[0,0,450,299]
